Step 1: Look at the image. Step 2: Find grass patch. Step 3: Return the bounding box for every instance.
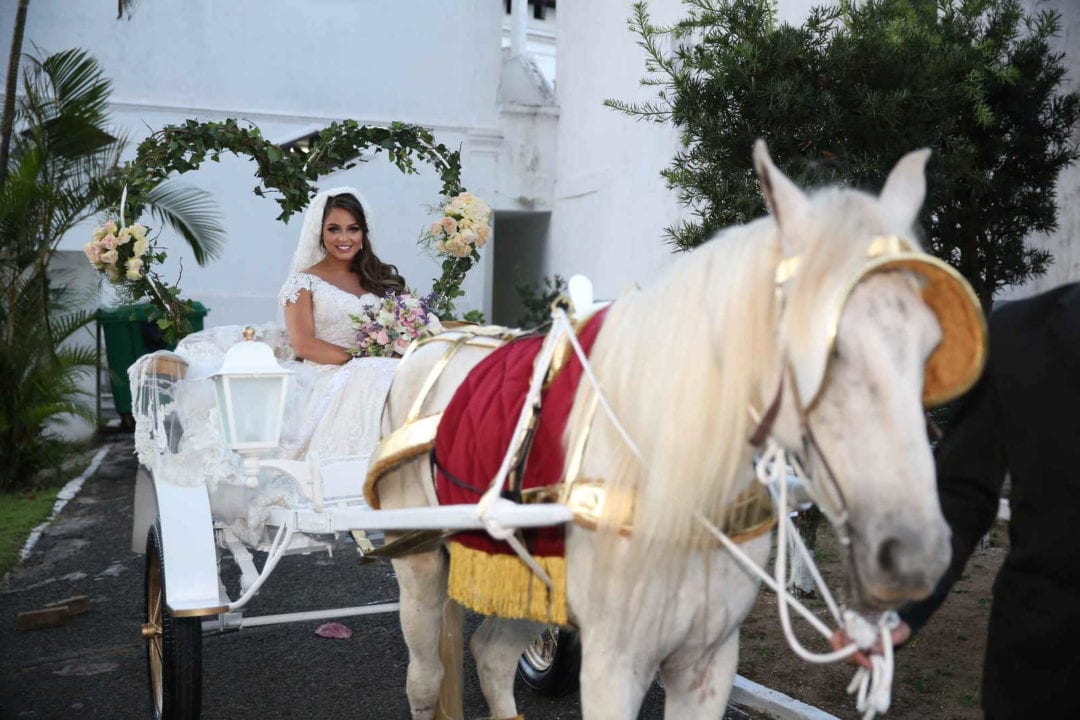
[0,485,63,577]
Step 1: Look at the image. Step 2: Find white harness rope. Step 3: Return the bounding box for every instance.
[698,438,899,720]
[474,306,897,719]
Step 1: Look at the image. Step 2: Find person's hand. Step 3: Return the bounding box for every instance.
[829,621,912,670]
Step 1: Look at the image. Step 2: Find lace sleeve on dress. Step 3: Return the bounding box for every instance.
[279,273,313,306]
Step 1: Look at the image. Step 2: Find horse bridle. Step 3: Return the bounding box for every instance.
[749,371,853,548]
[751,233,986,541]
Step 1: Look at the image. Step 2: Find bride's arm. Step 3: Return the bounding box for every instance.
[283,289,352,365]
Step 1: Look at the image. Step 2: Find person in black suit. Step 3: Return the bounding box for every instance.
[844,282,1080,718]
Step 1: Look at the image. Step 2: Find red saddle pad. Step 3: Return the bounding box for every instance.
[434,308,609,559]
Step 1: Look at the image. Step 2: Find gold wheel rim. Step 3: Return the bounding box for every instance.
[523,627,559,673]
[146,547,164,716]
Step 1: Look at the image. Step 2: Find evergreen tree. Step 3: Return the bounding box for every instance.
[607,0,1079,309]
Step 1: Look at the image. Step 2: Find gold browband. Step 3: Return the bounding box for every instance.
[778,235,987,409]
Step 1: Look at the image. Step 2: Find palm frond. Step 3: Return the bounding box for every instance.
[19,49,115,161]
[49,310,95,344]
[144,181,226,265]
[55,344,99,369]
[32,48,111,125]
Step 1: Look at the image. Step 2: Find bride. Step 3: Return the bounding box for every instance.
[277,186,406,466]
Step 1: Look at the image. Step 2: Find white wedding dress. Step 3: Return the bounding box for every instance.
[277,271,399,463]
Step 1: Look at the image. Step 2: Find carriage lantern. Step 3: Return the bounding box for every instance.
[212,327,293,485]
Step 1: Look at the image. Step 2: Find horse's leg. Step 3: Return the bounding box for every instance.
[469,616,544,719]
[566,526,660,720]
[658,537,771,718]
[577,633,655,720]
[659,629,741,719]
[377,340,502,718]
[391,549,449,720]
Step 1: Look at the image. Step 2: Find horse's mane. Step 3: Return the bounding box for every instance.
[567,187,905,573]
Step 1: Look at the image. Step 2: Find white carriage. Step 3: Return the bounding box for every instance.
[128,312,585,720]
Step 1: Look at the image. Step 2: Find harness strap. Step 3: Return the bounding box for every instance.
[749,377,785,447]
[406,334,473,424]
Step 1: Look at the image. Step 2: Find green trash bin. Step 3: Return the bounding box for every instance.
[97,302,209,423]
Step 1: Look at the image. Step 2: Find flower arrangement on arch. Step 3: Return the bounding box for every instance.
[421,191,493,320]
[424,191,492,259]
[350,292,444,358]
[84,219,152,282]
[84,214,195,341]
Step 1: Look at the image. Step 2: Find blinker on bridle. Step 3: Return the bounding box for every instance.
[750,233,988,535]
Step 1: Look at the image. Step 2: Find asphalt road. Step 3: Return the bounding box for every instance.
[1,437,756,720]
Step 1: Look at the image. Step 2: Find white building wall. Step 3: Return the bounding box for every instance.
[549,0,686,302]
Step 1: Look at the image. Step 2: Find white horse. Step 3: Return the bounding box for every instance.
[373,141,984,719]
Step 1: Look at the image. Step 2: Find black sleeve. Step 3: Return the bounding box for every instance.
[899,363,1007,634]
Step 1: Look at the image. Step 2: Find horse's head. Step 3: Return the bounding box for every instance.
[754,142,986,610]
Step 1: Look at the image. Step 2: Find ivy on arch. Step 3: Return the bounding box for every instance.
[116,118,477,332]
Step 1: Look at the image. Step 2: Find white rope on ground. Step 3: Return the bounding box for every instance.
[19,445,111,562]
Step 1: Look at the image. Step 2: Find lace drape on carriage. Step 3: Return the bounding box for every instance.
[128,323,398,543]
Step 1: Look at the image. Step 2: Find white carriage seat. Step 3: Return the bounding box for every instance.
[312,455,371,506]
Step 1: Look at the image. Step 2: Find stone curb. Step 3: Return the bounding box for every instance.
[732,674,841,720]
[17,445,111,563]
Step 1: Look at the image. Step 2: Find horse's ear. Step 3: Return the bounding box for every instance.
[753,140,808,252]
[879,148,931,230]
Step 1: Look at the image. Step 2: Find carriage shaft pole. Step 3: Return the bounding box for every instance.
[204,602,401,633]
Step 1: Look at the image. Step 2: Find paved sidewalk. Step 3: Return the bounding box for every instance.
[1,437,765,720]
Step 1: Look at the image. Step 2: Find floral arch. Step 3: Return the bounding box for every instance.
[107,118,481,334]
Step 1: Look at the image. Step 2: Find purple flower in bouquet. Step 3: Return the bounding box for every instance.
[350,292,443,358]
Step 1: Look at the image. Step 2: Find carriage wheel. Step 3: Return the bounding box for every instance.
[517,626,581,697]
[144,523,203,720]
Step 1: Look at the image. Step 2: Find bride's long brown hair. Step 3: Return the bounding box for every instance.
[323,193,406,296]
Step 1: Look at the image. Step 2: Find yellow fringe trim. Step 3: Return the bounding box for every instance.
[447,542,568,625]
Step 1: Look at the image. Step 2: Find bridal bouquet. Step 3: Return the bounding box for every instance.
[350,293,444,358]
[424,191,492,259]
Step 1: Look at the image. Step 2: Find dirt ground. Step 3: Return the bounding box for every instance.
[737,520,1007,720]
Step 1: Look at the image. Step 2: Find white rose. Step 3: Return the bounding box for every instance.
[132,237,150,257]
[458,228,479,248]
[100,249,119,265]
[125,257,144,280]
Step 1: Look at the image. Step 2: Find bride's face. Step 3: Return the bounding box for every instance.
[321,207,365,262]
